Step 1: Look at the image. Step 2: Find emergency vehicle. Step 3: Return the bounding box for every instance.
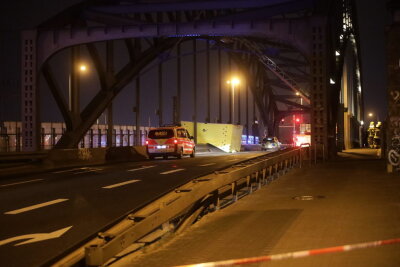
[146,125,195,159]
[293,134,311,147]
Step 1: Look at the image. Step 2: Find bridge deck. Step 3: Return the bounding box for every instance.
[113,149,400,267]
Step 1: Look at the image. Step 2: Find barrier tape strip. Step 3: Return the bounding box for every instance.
[175,238,400,267]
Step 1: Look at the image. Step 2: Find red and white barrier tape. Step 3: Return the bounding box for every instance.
[175,237,400,267]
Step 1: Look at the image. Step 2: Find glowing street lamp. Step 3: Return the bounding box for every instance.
[79,64,87,72]
[227,77,240,124]
[368,112,379,122]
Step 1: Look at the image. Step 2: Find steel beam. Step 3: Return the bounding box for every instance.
[55,39,178,148]
[42,62,72,130]
[36,19,312,67]
[193,40,197,143]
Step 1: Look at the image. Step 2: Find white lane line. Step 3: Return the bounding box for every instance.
[52,167,87,174]
[160,169,185,175]
[73,168,103,175]
[127,165,156,172]
[102,179,141,189]
[5,199,69,215]
[0,179,44,188]
[199,163,216,167]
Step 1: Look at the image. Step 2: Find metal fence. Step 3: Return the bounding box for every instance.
[0,121,149,152]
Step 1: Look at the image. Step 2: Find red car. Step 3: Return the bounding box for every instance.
[146,126,195,159]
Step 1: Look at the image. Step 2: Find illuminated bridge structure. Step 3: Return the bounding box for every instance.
[20,0,363,157]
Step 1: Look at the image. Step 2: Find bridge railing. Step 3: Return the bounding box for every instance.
[51,148,308,266]
[0,121,150,151]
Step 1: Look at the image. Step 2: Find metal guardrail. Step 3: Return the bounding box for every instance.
[52,148,308,266]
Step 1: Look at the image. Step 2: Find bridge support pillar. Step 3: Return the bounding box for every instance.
[21,30,40,152]
[310,21,330,159]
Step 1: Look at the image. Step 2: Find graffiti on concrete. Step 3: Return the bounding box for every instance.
[78,148,93,160]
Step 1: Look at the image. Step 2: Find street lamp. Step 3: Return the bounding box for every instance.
[368,112,379,122]
[68,63,88,111]
[227,77,240,124]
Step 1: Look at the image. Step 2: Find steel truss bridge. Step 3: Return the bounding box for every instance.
[20,0,363,157]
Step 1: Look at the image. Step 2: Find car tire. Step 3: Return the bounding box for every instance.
[177,148,183,159]
[190,148,195,158]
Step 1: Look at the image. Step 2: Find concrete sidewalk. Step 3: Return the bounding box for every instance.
[113,149,400,267]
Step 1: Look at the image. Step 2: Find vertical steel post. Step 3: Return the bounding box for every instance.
[98,129,101,147]
[228,56,232,124]
[89,129,93,148]
[238,79,241,125]
[16,127,21,152]
[176,43,181,124]
[106,41,114,147]
[135,77,141,146]
[206,41,211,123]
[70,46,80,117]
[107,104,113,147]
[246,84,249,140]
[158,61,163,126]
[218,48,222,123]
[193,39,197,143]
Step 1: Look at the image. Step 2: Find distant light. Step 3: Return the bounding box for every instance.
[361,120,364,126]
[368,113,373,117]
[330,78,336,84]
[295,118,300,123]
[79,65,87,72]
[295,92,300,96]
[227,77,240,85]
[335,50,340,56]
[358,85,362,93]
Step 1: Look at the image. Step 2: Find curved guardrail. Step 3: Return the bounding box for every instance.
[52,148,308,266]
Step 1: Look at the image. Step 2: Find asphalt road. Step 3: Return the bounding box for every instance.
[0,151,266,267]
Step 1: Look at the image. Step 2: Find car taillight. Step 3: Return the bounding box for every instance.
[174,139,178,144]
[145,140,149,145]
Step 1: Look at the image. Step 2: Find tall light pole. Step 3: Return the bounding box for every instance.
[227,77,240,124]
[68,63,87,111]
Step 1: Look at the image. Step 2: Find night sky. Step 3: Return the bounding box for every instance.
[0,0,393,126]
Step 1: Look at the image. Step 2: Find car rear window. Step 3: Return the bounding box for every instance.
[148,129,174,139]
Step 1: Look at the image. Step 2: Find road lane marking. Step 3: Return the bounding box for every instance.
[73,168,103,174]
[0,179,44,188]
[102,179,140,189]
[5,199,69,215]
[199,163,216,167]
[53,168,86,174]
[227,159,237,162]
[160,169,185,175]
[0,226,72,247]
[127,165,156,172]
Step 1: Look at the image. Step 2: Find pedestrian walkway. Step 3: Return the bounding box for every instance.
[112,148,400,267]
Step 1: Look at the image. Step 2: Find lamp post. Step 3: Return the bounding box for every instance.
[227,77,240,124]
[68,63,87,111]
